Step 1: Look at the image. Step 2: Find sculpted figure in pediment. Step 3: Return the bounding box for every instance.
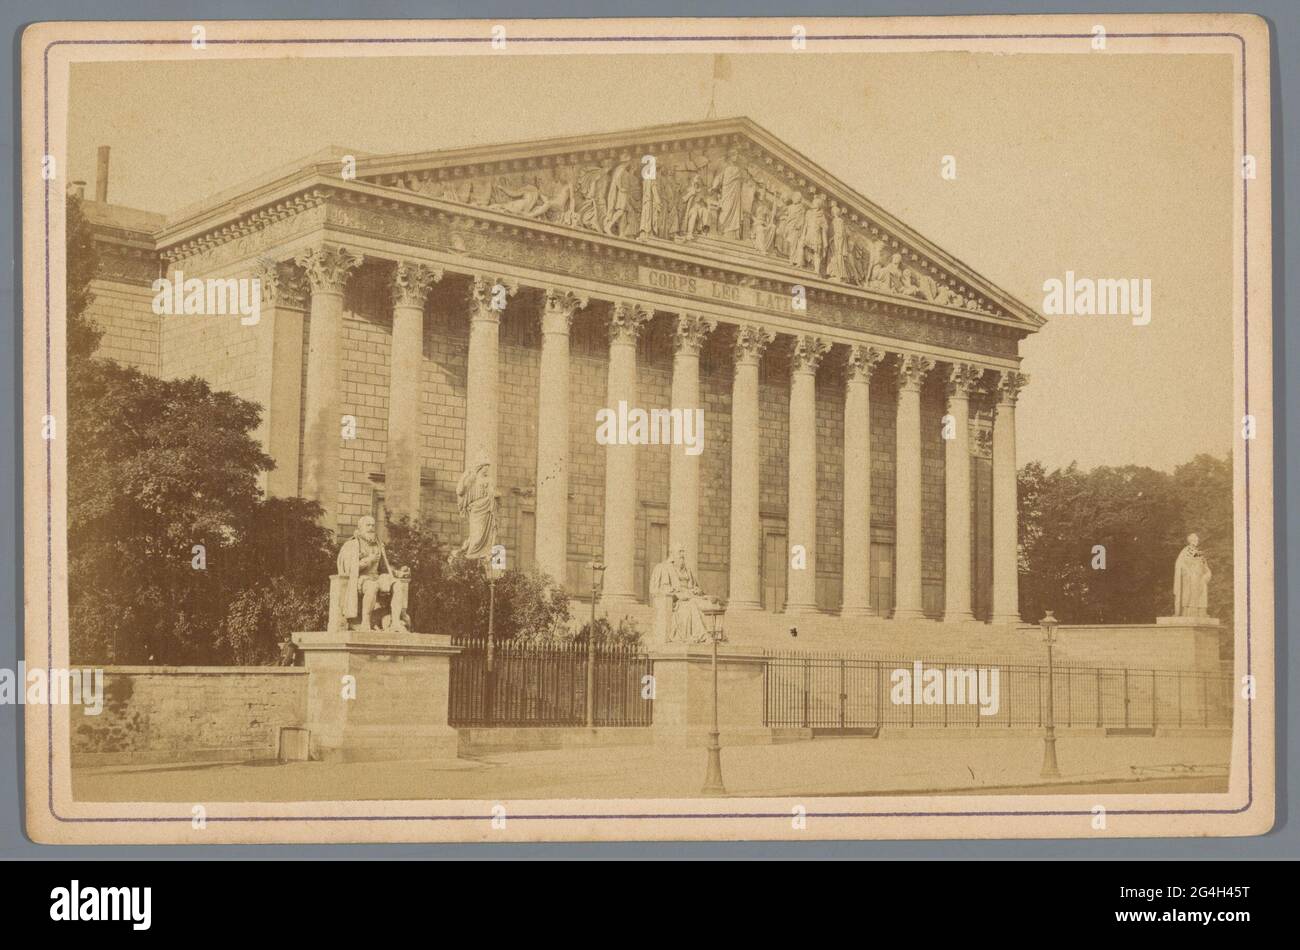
[749,186,779,254]
[798,195,829,274]
[778,193,807,264]
[826,204,853,282]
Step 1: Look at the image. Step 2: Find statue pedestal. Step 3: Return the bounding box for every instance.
[291,629,461,762]
[648,644,771,747]
[1154,615,1228,667]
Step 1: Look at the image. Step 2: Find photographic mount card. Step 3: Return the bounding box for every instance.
[20,15,1274,843]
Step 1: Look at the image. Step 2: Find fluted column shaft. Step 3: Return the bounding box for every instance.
[601,302,652,608]
[785,335,830,615]
[727,325,774,612]
[385,262,442,519]
[943,363,980,623]
[295,245,362,530]
[465,276,517,477]
[993,371,1028,624]
[534,289,588,586]
[842,345,884,617]
[893,354,934,621]
[669,314,715,572]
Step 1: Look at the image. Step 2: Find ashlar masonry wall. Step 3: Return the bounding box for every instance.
[71,667,308,767]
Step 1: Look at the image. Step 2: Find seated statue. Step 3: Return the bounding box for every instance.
[334,516,411,633]
[649,544,722,644]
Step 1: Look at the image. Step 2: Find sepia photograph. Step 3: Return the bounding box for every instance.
[18,14,1275,846]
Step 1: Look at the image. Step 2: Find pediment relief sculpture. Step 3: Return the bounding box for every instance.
[373,133,1002,318]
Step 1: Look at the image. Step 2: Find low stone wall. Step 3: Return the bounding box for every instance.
[1055,621,1228,671]
[69,621,1230,769]
[71,666,308,767]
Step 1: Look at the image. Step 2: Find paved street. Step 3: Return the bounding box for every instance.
[72,734,1231,802]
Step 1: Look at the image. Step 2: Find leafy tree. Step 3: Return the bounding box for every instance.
[1018,455,1233,624]
[383,516,571,640]
[66,359,335,663]
[574,615,645,647]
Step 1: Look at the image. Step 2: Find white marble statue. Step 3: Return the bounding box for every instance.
[649,544,718,644]
[1173,533,1212,618]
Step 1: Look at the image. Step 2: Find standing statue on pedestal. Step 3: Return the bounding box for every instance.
[336,515,410,633]
[649,544,718,644]
[457,460,497,561]
[1173,532,1212,618]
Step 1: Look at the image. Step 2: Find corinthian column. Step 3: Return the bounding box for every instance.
[465,275,518,477]
[842,344,884,618]
[785,334,831,615]
[385,261,442,519]
[727,324,775,613]
[534,288,588,587]
[892,353,935,621]
[943,363,981,623]
[992,370,1028,624]
[669,313,716,572]
[601,301,652,610]
[295,244,362,529]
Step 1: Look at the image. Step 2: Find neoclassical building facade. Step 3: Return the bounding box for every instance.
[81,118,1042,638]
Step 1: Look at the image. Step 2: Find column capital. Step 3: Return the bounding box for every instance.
[897,353,936,393]
[252,256,309,310]
[996,369,1030,406]
[733,323,775,366]
[391,261,444,309]
[541,287,590,333]
[845,343,886,384]
[609,300,653,344]
[672,313,717,356]
[469,274,520,323]
[790,334,831,376]
[294,244,362,295]
[946,362,983,399]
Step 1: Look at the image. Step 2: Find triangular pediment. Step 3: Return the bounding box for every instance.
[351,117,1042,330]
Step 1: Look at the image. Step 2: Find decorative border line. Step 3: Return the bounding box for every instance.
[40,28,1255,827]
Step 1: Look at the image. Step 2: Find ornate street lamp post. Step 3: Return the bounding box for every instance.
[701,604,727,796]
[585,561,606,728]
[1039,609,1061,779]
[485,557,501,724]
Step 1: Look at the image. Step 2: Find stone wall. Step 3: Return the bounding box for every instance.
[71,667,308,766]
[86,279,161,374]
[157,269,264,407]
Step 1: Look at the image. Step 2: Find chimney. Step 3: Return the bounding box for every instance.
[95,145,110,203]
[70,181,86,200]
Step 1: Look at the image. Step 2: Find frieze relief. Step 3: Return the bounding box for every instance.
[371,136,1006,319]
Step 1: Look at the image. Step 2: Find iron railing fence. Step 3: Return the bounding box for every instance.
[762,651,1234,731]
[449,637,653,728]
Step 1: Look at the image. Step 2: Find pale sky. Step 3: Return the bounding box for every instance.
[68,51,1237,473]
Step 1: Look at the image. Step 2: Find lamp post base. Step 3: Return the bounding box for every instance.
[702,735,726,796]
[1040,729,1061,779]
